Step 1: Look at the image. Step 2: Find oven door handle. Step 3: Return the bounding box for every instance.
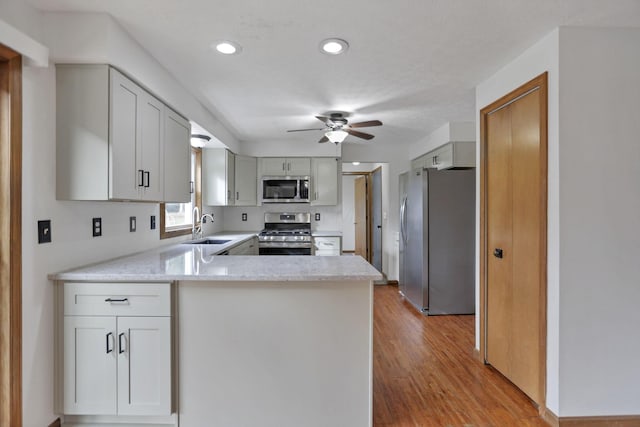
[258,242,312,249]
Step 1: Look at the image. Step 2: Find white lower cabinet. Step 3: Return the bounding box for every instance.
[313,236,342,256]
[60,282,173,419]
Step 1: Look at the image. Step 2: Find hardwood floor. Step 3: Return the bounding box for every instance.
[373,285,548,427]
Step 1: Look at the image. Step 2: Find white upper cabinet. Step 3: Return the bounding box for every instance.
[163,108,191,203]
[56,64,190,202]
[311,157,339,206]
[203,148,236,206]
[261,157,311,176]
[411,141,475,171]
[234,155,257,206]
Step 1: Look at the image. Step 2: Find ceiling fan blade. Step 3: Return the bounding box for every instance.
[349,120,383,128]
[318,135,329,143]
[346,129,375,140]
[287,128,326,132]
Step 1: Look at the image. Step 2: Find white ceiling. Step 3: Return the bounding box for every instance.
[28,0,640,147]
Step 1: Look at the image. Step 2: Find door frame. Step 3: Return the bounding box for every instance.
[369,166,383,270]
[343,172,372,261]
[479,72,548,408]
[0,44,22,427]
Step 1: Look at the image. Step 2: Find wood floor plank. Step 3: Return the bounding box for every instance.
[373,285,547,427]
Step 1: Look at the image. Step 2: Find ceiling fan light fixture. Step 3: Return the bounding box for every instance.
[190,134,211,148]
[214,41,242,55]
[320,38,349,55]
[325,130,348,144]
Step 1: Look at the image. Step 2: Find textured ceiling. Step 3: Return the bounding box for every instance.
[28,0,640,146]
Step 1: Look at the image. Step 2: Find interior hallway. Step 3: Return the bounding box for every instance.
[373,285,547,427]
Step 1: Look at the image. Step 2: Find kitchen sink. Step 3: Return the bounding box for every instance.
[186,239,231,245]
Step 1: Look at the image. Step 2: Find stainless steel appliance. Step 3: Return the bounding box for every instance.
[258,212,312,255]
[399,168,475,315]
[262,176,310,203]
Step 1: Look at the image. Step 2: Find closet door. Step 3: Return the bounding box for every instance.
[485,83,545,404]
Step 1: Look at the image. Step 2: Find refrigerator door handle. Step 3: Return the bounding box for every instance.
[400,196,408,243]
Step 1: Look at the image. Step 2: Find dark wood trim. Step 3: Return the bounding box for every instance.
[479,72,548,409]
[160,147,202,239]
[47,418,62,427]
[0,44,22,427]
[386,280,398,287]
[541,407,559,427]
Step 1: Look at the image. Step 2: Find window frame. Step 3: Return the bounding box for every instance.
[160,147,202,239]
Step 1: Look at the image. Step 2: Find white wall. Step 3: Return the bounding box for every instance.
[341,175,357,251]
[557,27,640,416]
[240,139,342,157]
[475,28,560,414]
[408,121,475,160]
[1,5,229,426]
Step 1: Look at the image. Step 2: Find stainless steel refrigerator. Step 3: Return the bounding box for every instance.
[399,168,475,315]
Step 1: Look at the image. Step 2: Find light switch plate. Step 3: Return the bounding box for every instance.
[38,220,51,244]
[92,217,102,237]
[129,216,136,232]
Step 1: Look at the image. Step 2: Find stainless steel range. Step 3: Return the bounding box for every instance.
[258,212,312,255]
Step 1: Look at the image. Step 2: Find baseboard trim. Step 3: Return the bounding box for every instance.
[48,417,61,427]
[560,415,640,426]
[387,280,398,287]
[473,347,483,363]
[541,408,559,427]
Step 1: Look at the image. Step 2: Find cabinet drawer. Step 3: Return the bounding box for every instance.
[64,282,171,316]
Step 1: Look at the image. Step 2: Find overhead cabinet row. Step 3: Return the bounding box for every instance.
[411,141,475,171]
[56,64,191,203]
[202,151,339,206]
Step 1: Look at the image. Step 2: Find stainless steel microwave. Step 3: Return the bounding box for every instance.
[262,176,310,203]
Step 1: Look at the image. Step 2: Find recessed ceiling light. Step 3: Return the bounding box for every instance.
[320,38,349,55]
[214,41,242,55]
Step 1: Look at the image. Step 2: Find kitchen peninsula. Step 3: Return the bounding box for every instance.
[50,238,381,427]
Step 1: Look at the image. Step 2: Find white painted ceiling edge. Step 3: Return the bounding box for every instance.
[0,18,49,66]
[41,12,240,152]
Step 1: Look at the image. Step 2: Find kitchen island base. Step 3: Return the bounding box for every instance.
[178,279,373,427]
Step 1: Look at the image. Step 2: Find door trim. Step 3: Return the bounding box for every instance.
[479,72,548,409]
[343,172,371,261]
[0,44,22,427]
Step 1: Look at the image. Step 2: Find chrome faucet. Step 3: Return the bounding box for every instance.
[192,206,215,240]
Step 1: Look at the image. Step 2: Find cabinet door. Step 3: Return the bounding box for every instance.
[140,92,164,201]
[432,143,453,170]
[226,151,236,205]
[235,155,257,206]
[164,108,191,203]
[311,158,338,205]
[117,316,172,416]
[261,157,286,176]
[287,157,311,176]
[63,316,117,415]
[110,69,142,200]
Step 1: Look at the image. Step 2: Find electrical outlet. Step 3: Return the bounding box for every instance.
[242,213,247,221]
[150,215,156,230]
[92,217,102,237]
[315,213,321,221]
[129,216,137,232]
[38,220,51,244]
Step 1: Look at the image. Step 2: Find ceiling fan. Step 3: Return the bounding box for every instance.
[287,112,383,144]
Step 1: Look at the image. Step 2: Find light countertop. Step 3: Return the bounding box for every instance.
[312,230,343,237]
[49,231,380,282]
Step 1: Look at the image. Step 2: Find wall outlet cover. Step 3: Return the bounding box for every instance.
[150,215,156,230]
[315,213,321,221]
[242,213,247,221]
[37,220,51,244]
[129,216,136,232]
[92,217,102,237]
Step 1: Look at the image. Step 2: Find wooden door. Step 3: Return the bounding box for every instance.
[354,176,368,259]
[482,74,547,405]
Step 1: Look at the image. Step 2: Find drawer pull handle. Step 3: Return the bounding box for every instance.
[118,332,126,354]
[106,332,113,354]
[105,298,129,303]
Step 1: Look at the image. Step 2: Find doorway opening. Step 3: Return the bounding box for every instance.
[0,44,23,427]
[342,162,385,277]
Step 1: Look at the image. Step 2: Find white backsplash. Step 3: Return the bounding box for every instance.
[216,204,342,232]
